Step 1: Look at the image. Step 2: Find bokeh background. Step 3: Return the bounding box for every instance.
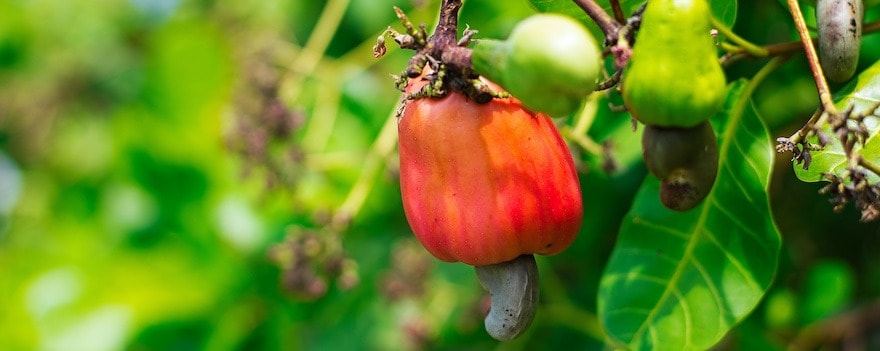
[2,0,880,350]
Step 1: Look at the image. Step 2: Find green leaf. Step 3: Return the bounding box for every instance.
[709,0,737,28]
[598,80,782,350]
[793,60,880,182]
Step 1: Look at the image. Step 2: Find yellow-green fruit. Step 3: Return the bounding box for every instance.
[472,14,602,117]
[642,121,718,212]
[622,0,726,128]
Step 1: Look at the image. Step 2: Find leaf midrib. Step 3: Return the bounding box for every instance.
[628,83,750,350]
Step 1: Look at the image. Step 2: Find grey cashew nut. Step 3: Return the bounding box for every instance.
[474,254,539,341]
[817,0,863,82]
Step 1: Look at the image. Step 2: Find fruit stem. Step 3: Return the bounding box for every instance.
[596,69,622,91]
[571,0,621,45]
[785,109,824,146]
[571,94,599,137]
[381,0,491,100]
[785,0,839,116]
[414,0,473,75]
[565,94,605,160]
[720,19,880,67]
[563,128,605,159]
[469,39,509,86]
[432,0,462,48]
[710,17,768,57]
[609,0,626,24]
[860,157,880,178]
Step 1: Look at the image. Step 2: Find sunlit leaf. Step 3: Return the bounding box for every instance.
[598,80,782,350]
[793,60,880,182]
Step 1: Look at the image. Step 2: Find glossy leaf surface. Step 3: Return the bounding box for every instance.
[599,81,781,350]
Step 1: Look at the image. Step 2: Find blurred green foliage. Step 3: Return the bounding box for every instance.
[1,0,880,350]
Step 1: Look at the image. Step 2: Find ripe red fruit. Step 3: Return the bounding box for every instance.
[397,70,583,266]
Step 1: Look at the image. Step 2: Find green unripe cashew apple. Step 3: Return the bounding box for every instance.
[471,13,602,117]
[816,0,863,82]
[642,121,719,211]
[622,0,726,128]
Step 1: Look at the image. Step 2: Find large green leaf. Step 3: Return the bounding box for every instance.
[598,80,782,350]
[793,60,880,182]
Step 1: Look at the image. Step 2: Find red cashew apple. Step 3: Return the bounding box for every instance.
[397,69,583,340]
[397,71,583,267]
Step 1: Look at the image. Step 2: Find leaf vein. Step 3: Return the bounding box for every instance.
[733,138,764,181]
[734,115,763,141]
[617,247,680,266]
[605,307,653,317]
[690,256,728,327]
[723,166,756,205]
[710,200,762,243]
[672,286,692,350]
[605,271,672,286]
[632,217,691,239]
[629,190,715,345]
[701,227,762,293]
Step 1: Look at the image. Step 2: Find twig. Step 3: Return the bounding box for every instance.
[564,131,604,159]
[572,93,599,137]
[596,69,622,91]
[609,0,625,24]
[431,0,462,49]
[711,17,768,57]
[571,0,622,44]
[860,157,880,177]
[720,19,880,66]
[563,95,604,157]
[787,109,824,146]
[563,94,620,172]
[785,0,839,116]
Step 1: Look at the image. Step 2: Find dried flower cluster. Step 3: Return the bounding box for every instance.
[820,169,880,221]
[226,45,305,189]
[379,239,433,301]
[269,227,359,300]
[777,102,880,221]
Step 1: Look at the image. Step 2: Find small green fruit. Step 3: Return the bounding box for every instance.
[817,0,862,82]
[642,121,719,211]
[622,0,726,128]
[472,14,602,117]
